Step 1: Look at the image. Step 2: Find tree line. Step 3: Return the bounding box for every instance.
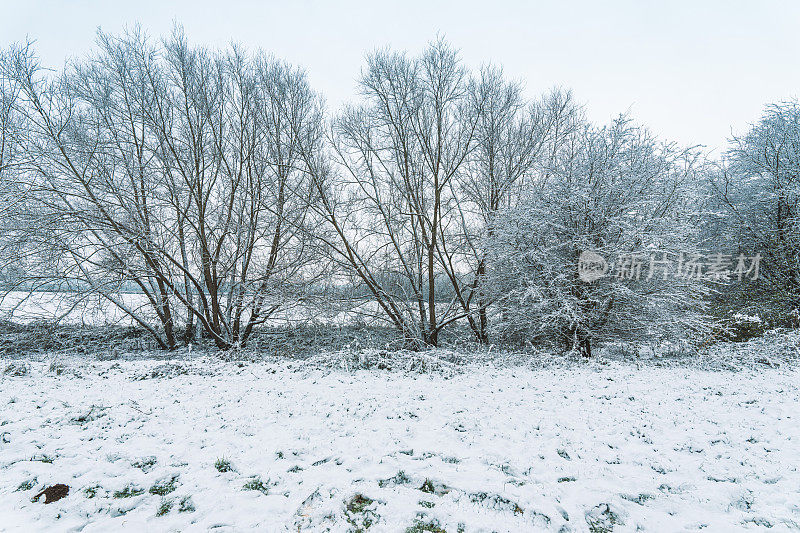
[1,28,797,352]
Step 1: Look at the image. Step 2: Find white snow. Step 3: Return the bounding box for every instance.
[0,355,798,531]
[0,291,384,328]
[733,313,763,324]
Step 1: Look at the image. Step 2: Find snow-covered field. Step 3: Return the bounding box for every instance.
[1,353,798,532]
[0,291,145,326]
[0,291,379,327]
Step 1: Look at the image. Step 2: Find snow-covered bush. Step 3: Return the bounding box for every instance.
[699,328,800,370]
[707,101,800,322]
[3,360,29,376]
[487,116,710,354]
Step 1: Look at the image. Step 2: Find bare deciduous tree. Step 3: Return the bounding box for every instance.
[2,28,325,348]
[452,81,582,342]
[0,51,22,284]
[299,39,481,347]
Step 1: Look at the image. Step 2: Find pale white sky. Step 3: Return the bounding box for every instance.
[3,0,799,151]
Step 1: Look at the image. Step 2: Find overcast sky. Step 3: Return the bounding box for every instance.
[3,0,799,152]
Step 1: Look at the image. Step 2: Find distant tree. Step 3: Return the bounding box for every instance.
[710,101,800,312]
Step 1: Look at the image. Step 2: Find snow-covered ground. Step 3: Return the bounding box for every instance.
[1,354,798,532]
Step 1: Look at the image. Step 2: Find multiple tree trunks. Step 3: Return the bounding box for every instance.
[1,33,796,353]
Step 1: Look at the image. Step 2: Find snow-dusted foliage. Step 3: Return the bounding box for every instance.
[487,116,710,353]
[711,100,800,312]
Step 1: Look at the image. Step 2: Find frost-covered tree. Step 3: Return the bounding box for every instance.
[487,115,709,355]
[0,50,25,286]
[0,55,15,186]
[453,81,581,342]
[711,101,800,312]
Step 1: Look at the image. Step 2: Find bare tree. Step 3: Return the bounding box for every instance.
[0,50,23,284]
[0,50,16,183]
[299,39,481,347]
[2,29,325,348]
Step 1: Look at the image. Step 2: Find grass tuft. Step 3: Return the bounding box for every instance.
[131,456,157,472]
[156,498,173,516]
[214,457,233,473]
[378,470,411,488]
[113,485,145,499]
[178,496,196,513]
[242,476,269,495]
[406,519,446,533]
[149,475,179,496]
[419,479,435,494]
[15,477,38,492]
[346,494,379,530]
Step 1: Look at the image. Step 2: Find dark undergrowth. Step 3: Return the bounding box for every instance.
[2,319,798,372]
[0,320,157,357]
[0,321,420,358]
[0,318,491,358]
